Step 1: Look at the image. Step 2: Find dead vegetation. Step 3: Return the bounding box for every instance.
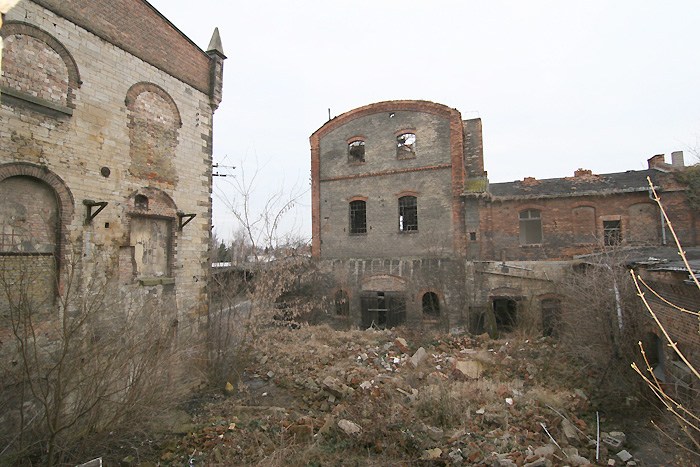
[147,325,687,467]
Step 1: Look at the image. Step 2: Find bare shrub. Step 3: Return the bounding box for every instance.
[557,249,646,402]
[632,181,700,458]
[0,244,194,466]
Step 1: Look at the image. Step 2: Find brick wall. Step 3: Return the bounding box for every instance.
[32,0,212,95]
[312,101,466,259]
[479,190,696,261]
[1,1,216,335]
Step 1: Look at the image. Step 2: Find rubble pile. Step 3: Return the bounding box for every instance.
[154,326,666,466]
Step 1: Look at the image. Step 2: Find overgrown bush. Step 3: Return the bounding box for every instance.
[0,246,194,466]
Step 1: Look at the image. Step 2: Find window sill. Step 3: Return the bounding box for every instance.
[348,161,366,166]
[139,276,175,286]
[349,232,367,236]
[397,155,417,160]
[1,85,73,116]
[398,230,419,234]
[519,243,543,248]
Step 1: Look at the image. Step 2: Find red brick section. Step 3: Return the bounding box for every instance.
[449,108,467,258]
[310,133,321,258]
[2,22,81,108]
[32,0,212,95]
[480,188,697,261]
[0,162,75,286]
[640,269,700,371]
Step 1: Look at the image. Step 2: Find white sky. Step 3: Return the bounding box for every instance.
[148,0,700,244]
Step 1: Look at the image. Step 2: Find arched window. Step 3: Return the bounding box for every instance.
[396,132,416,159]
[348,139,365,163]
[0,176,60,309]
[422,292,440,318]
[349,200,367,234]
[398,196,418,232]
[334,289,349,316]
[519,209,542,245]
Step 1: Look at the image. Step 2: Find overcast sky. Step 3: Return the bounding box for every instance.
[148,0,700,244]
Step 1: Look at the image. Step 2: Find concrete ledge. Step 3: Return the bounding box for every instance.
[138,276,175,286]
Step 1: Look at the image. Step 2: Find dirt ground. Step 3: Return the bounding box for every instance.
[129,325,696,467]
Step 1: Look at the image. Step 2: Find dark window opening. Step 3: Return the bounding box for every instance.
[469,232,477,241]
[360,292,406,329]
[398,195,418,232]
[348,140,365,163]
[349,200,367,234]
[493,298,517,331]
[603,220,622,246]
[135,194,149,210]
[334,289,349,316]
[519,209,542,245]
[541,298,561,337]
[396,133,416,159]
[422,292,440,319]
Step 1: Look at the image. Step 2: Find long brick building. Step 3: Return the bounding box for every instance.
[0,0,224,338]
[311,100,698,335]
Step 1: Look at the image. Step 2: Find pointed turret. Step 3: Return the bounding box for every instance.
[206,27,225,110]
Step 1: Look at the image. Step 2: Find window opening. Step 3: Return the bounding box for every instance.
[398,196,418,232]
[422,292,440,318]
[135,194,149,210]
[349,200,367,234]
[541,298,561,337]
[348,140,365,163]
[396,132,416,159]
[334,289,349,316]
[493,298,517,331]
[360,292,406,329]
[519,209,542,245]
[603,220,622,246]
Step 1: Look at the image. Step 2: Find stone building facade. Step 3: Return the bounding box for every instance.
[311,100,698,335]
[0,0,224,338]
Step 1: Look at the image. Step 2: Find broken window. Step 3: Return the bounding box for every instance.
[349,200,367,234]
[422,292,440,319]
[396,132,416,159]
[348,140,365,163]
[519,209,542,245]
[398,196,418,232]
[603,220,622,246]
[334,289,349,316]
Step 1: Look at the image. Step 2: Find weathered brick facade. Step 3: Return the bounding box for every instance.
[0,1,224,341]
[311,101,699,337]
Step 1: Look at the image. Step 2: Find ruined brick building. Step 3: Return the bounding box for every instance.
[311,100,698,336]
[0,0,224,336]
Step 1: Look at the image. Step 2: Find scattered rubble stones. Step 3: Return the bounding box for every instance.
[155,326,658,466]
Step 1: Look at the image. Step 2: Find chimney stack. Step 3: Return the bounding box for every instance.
[648,154,665,169]
[671,150,685,168]
[574,168,592,177]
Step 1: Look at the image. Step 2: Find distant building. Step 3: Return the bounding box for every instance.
[310,100,698,335]
[0,0,224,337]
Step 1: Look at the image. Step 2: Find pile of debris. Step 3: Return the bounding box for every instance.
[151,325,675,466]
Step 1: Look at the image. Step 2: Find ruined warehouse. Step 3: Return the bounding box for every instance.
[0,0,224,336]
[311,100,698,335]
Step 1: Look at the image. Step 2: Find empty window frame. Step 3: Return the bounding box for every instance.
[603,220,622,246]
[422,291,440,318]
[519,209,542,245]
[348,139,365,163]
[349,200,367,234]
[396,132,416,159]
[398,195,418,232]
